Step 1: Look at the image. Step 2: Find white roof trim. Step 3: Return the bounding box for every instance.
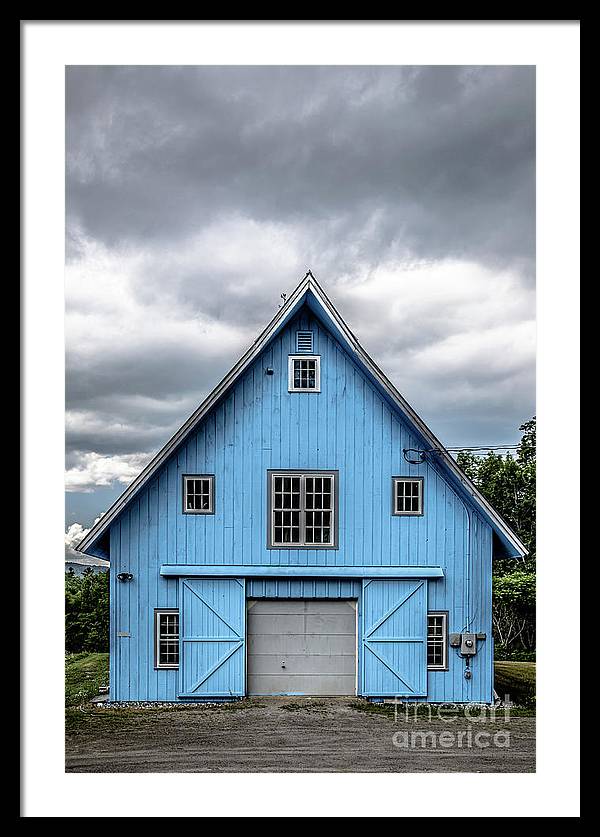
[77,272,526,557]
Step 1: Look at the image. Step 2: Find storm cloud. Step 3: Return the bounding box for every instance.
[66,65,535,522]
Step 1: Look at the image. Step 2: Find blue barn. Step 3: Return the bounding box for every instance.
[77,273,526,703]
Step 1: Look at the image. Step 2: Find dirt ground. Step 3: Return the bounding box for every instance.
[65,697,535,773]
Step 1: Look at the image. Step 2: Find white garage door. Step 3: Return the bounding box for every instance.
[247,599,357,696]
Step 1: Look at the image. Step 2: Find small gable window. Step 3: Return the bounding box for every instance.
[392,477,424,515]
[183,475,215,514]
[296,330,314,353]
[288,356,321,392]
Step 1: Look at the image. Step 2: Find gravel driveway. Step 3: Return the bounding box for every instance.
[65,697,535,773]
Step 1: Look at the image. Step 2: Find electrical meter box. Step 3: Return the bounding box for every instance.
[449,632,487,655]
[460,633,477,656]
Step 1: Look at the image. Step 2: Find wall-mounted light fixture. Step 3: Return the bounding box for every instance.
[265,367,274,375]
[117,572,134,582]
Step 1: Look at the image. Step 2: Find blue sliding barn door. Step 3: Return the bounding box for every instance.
[179,578,246,698]
[362,579,428,697]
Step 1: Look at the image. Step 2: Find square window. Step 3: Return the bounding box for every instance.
[269,472,337,547]
[288,356,321,392]
[392,478,423,515]
[183,475,215,514]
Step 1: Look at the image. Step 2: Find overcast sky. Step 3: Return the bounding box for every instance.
[65,65,535,539]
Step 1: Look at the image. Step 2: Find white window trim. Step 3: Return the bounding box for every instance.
[288,355,321,392]
[392,476,424,516]
[269,470,337,548]
[182,474,215,514]
[427,611,448,671]
[154,608,180,670]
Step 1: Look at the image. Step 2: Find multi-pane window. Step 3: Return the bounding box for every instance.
[272,474,301,545]
[155,609,179,669]
[183,475,214,514]
[288,355,321,392]
[304,475,333,545]
[427,612,448,670]
[269,472,337,547]
[392,477,423,515]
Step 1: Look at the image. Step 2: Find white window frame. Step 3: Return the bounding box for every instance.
[427,612,448,671]
[182,474,215,514]
[154,608,180,669]
[392,476,424,516]
[268,470,337,548]
[288,355,321,392]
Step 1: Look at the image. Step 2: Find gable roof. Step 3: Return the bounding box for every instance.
[77,272,527,558]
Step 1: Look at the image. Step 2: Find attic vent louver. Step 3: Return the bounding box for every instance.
[296,331,314,353]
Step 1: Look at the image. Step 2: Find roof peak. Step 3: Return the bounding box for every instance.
[279,269,320,310]
[77,271,526,559]
[297,269,317,289]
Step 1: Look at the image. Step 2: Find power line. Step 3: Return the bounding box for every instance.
[445,445,520,452]
[403,445,521,464]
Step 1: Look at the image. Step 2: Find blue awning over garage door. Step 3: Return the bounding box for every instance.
[160,564,444,579]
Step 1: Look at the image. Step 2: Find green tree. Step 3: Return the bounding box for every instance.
[65,568,110,653]
[456,418,536,654]
[456,417,536,574]
[492,570,536,652]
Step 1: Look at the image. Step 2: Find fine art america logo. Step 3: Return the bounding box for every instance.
[390,697,513,750]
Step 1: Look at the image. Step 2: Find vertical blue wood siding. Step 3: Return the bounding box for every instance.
[247,579,362,599]
[109,306,493,703]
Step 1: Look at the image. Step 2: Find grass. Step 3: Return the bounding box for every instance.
[64,653,535,712]
[65,652,109,707]
[349,701,397,717]
[350,700,534,718]
[279,700,327,712]
[494,660,536,708]
[65,700,262,735]
[65,705,161,734]
[349,660,537,716]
